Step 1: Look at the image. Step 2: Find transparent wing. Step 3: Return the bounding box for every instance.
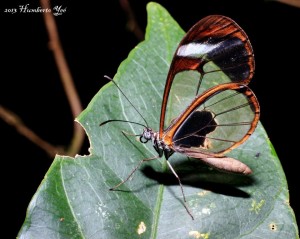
[163,83,260,156]
[159,15,255,135]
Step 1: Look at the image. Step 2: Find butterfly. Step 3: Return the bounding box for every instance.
[101,15,260,219]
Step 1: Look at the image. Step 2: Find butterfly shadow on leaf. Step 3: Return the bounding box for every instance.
[140,157,256,199]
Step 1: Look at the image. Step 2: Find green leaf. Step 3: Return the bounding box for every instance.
[18,2,299,239]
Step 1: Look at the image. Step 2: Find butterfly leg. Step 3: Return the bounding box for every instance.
[166,160,194,220]
[109,155,160,191]
[121,130,140,137]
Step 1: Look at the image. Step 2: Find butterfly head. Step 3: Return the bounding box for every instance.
[140,127,155,144]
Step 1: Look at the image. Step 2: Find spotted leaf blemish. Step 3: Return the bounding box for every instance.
[137,221,146,235]
[198,202,215,216]
[269,222,277,231]
[249,199,265,214]
[96,202,110,219]
[198,190,210,197]
[189,231,210,239]
[201,208,211,215]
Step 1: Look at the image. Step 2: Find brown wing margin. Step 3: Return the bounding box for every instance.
[162,83,260,156]
[159,15,255,136]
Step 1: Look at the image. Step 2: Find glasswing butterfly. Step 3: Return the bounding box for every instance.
[100,15,260,219]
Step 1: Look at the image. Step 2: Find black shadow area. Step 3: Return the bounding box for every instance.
[141,159,256,198]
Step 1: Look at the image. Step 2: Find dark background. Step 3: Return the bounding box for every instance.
[1,0,299,236]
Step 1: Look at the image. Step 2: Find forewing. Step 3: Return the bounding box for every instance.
[159,15,255,134]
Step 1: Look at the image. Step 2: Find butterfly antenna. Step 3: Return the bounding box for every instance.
[104,75,149,127]
[100,119,147,128]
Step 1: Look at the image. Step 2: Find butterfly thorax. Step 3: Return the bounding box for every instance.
[140,127,174,159]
